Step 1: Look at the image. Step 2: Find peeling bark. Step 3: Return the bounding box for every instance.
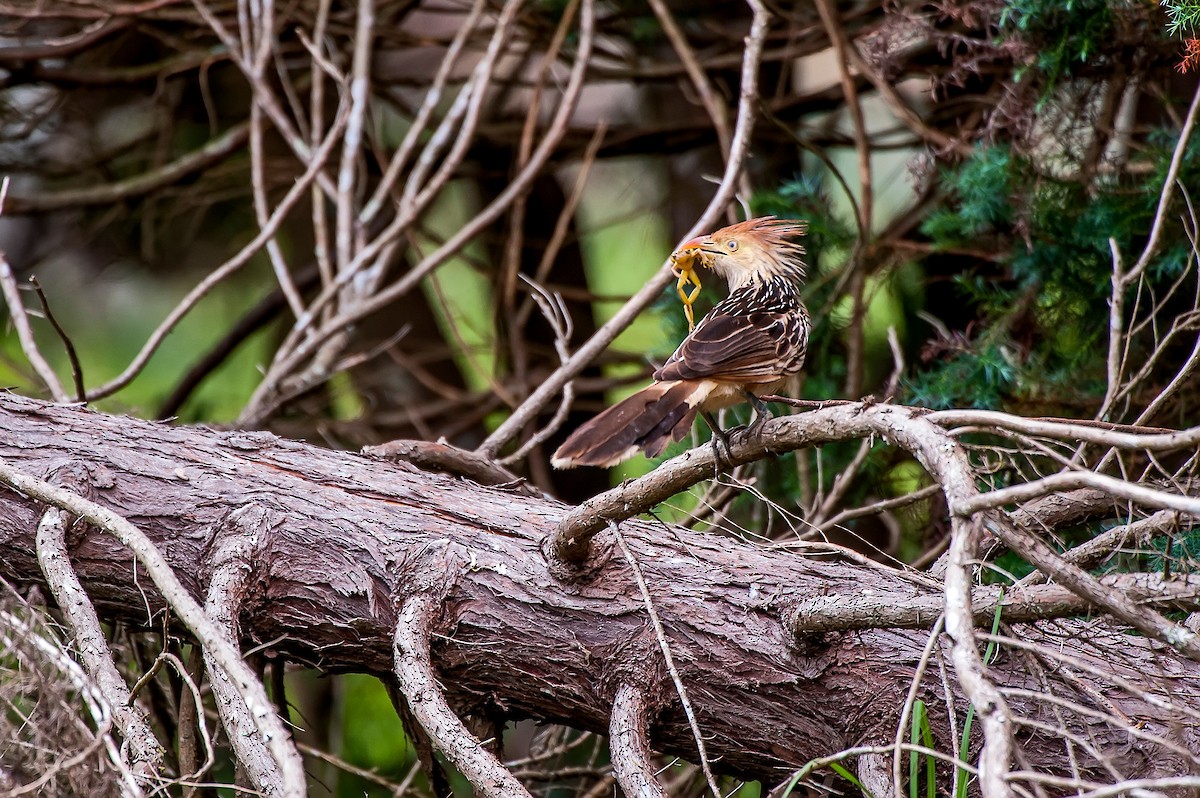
[0,395,1196,783]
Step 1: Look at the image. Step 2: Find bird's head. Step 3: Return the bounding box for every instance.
[672,217,808,292]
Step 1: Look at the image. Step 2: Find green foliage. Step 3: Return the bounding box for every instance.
[334,675,421,797]
[909,700,936,798]
[1146,527,1200,574]
[905,341,1017,410]
[922,147,1016,241]
[909,128,1200,412]
[1162,0,1200,35]
[998,0,1118,85]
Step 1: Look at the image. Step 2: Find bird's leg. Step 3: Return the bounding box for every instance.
[701,410,732,476]
[744,390,773,435]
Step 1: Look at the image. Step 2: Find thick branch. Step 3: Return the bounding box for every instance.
[787,574,1200,633]
[0,395,1196,784]
[204,504,291,797]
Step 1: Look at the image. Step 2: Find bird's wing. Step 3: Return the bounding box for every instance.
[654,309,805,383]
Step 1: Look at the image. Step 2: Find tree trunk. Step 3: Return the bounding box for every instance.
[0,393,1194,786]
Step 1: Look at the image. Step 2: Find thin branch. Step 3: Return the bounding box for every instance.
[358,0,488,227]
[0,252,68,402]
[928,409,1200,452]
[27,277,85,402]
[239,0,594,425]
[981,514,1200,661]
[1125,79,1200,284]
[334,0,376,275]
[955,470,1200,517]
[892,617,943,798]
[785,574,1200,633]
[645,0,741,205]
[474,0,771,458]
[2,122,251,214]
[612,524,721,798]
[498,277,576,466]
[1015,509,1181,587]
[83,102,349,401]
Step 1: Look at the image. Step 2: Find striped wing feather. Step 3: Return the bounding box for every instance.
[654,310,800,383]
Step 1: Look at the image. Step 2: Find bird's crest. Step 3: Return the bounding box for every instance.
[710,216,808,277]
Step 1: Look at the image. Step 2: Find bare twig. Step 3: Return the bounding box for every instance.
[611,524,721,798]
[1015,509,1181,587]
[786,574,1200,633]
[955,470,1200,517]
[645,0,742,205]
[240,0,594,425]
[2,122,251,214]
[980,515,1200,660]
[475,0,772,458]
[0,243,69,402]
[498,277,576,466]
[83,102,350,401]
[892,617,944,798]
[27,277,84,402]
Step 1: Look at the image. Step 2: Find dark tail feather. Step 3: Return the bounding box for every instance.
[551,380,702,468]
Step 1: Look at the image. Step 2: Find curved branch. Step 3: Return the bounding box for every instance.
[548,401,1015,797]
[83,103,349,401]
[610,683,669,798]
[240,0,597,426]
[0,251,68,402]
[4,122,251,214]
[204,504,291,797]
[0,459,306,796]
[392,592,533,798]
[957,471,1200,517]
[929,409,1200,452]
[36,505,165,780]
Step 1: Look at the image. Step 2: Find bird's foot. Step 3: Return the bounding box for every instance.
[702,411,734,478]
[744,391,774,436]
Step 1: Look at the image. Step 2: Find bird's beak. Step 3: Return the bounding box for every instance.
[681,236,719,254]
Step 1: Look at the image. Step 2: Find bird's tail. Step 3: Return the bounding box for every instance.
[551,380,710,468]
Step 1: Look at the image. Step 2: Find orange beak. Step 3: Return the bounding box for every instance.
[672,237,718,270]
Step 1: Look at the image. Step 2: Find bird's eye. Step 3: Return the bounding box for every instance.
[727,240,738,251]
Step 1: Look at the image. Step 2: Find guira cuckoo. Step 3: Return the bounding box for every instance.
[552,217,810,468]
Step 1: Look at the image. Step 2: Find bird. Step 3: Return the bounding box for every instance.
[551,216,810,469]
